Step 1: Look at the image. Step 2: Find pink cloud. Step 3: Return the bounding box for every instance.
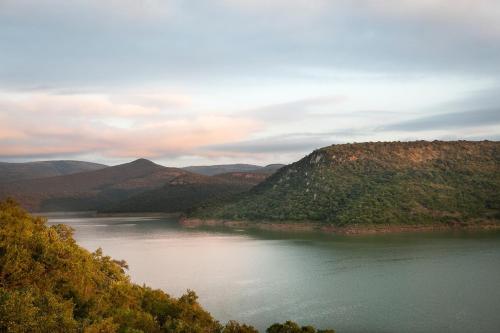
[0,91,262,159]
[0,93,163,117]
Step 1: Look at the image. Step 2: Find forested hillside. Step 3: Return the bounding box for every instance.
[192,141,500,226]
[103,172,269,213]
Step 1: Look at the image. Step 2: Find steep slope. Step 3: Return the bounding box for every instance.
[0,160,107,183]
[104,171,270,213]
[192,141,500,226]
[0,159,188,211]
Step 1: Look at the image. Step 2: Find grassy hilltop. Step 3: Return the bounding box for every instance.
[192,141,500,226]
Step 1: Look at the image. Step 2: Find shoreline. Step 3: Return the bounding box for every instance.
[33,211,500,235]
[180,217,500,235]
[34,211,182,218]
[96,212,182,218]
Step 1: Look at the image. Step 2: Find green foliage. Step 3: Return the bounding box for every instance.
[104,181,253,214]
[193,141,500,226]
[0,199,334,332]
[266,321,335,333]
[222,320,259,333]
[0,198,220,332]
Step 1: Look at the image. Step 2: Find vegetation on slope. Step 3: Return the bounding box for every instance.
[192,141,500,226]
[0,199,334,332]
[214,172,270,185]
[102,172,268,213]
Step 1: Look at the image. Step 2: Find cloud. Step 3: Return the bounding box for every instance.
[1,1,500,165]
[378,86,500,132]
[208,104,500,158]
[366,0,500,38]
[0,91,261,159]
[0,93,162,117]
[111,92,191,110]
[1,0,500,90]
[227,0,500,38]
[0,0,175,22]
[245,95,347,121]
[0,116,261,159]
[380,108,500,132]
[203,132,343,155]
[221,0,330,20]
[439,86,500,111]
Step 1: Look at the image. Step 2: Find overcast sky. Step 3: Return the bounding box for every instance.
[1,0,499,166]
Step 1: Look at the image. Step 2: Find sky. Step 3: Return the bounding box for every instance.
[1,0,499,166]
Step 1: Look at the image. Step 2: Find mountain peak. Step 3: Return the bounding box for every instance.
[129,158,157,166]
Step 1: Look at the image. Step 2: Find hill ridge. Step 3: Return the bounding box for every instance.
[192,140,500,225]
[183,163,285,176]
[0,160,107,183]
[0,159,187,211]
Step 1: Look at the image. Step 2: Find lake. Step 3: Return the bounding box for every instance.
[47,216,500,333]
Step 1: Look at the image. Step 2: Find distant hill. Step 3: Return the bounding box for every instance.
[0,158,188,211]
[182,163,285,176]
[103,171,268,213]
[192,141,500,226]
[0,158,274,213]
[256,164,286,174]
[0,160,107,183]
[214,171,270,185]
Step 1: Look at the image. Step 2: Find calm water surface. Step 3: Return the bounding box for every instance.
[47,216,500,333]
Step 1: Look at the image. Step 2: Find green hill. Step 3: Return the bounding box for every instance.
[192,141,500,226]
[0,200,334,333]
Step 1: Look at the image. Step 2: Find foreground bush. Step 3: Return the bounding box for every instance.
[0,199,334,332]
[266,321,335,333]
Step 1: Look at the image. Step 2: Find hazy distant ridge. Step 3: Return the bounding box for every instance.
[0,159,187,211]
[0,160,107,183]
[183,163,285,176]
[0,159,278,212]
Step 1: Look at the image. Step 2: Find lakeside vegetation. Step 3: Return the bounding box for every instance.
[0,199,334,333]
[192,141,500,226]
